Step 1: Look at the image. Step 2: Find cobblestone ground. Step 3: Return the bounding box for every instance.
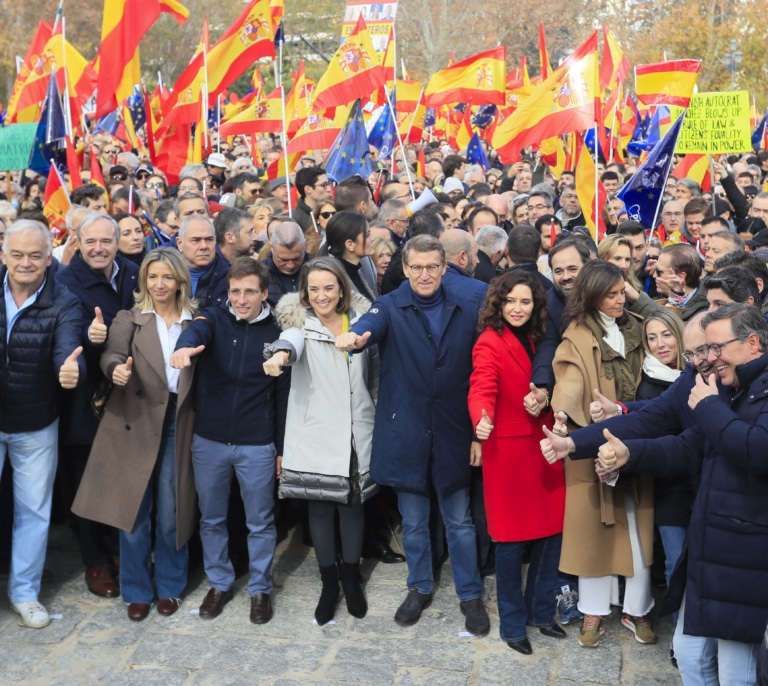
[0,525,681,686]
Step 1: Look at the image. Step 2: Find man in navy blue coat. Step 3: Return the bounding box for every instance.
[336,235,490,636]
[545,304,768,684]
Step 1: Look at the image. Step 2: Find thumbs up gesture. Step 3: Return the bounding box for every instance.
[540,422,574,464]
[88,306,107,344]
[597,428,630,472]
[589,388,620,423]
[475,409,494,441]
[523,383,548,417]
[112,356,133,387]
[59,346,83,389]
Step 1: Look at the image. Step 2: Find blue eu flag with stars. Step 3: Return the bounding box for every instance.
[27,69,67,175]
[325,100,375,183]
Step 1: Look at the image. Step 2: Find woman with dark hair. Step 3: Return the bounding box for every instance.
[72,249,198,622]
[551,260,653,648]
[263,257,378,626]
[322,210,377,300]
[114,212,147,266]
[469,270,566,655]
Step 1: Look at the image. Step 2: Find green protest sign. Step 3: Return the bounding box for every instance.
[677,91,752,154]
[0,123,39,172]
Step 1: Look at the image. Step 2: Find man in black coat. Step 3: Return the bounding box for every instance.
[57,212,138,599]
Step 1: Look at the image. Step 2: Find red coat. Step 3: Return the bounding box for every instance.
[468,327,565,542]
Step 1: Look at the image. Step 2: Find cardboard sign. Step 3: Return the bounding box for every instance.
[0,123,39,171]
[677,91,752,154]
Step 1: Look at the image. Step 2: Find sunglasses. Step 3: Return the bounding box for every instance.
[104,149,120,155]
[319,211,336,219]
[146,182,164,189]
[110,173,127,181]
[136,172,150,180]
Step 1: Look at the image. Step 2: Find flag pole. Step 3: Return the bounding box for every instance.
[385,84,415,200]
[216,94,222,153]
[708,155,716,217]
[607,81,622,164]
[651,110,687,231]
[279,84,292,217]
[593,123,599,245]
[60,16,74,140]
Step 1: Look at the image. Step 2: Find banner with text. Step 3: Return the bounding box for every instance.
[677,91,752,154]
[341,1,398,53]
[0,123,38,171]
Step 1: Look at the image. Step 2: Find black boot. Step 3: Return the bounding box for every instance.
[340,561,367,619]
[315,564,340,625]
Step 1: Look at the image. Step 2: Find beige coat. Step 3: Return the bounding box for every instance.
[71,309,197,549]
[552,314,654,577]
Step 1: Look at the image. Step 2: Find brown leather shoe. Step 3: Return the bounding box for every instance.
[199,588,233,619]
[157,598,181,616]
[127,602,150,622]
[85,565,119,597]
[250,593,273,625]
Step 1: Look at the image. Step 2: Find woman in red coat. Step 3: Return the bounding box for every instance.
[469,270,566,656]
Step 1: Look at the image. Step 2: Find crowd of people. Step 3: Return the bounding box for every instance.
[1,132,768,685]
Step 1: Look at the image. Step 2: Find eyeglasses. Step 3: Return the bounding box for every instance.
[314,181,331,189]
[146,182,164,189]
[319,211,336,219]
[135,172,150,180]
[705,337,741,358]
[682,345,709,363]
[104,149,120,155]
[178,185,199,193]
[662,211,683,218]
[527,204,550,212]
[390,217,409,224]
[110,173,127,181]
[406,263,442,276]
[561,194,577,200]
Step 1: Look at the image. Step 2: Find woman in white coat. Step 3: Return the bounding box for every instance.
[263,257,378,625]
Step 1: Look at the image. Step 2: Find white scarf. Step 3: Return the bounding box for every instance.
[598,310,624,357]
[642,352,681,383]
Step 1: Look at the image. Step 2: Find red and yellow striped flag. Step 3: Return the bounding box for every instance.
[635,60,701,107]
[43,165,71,244]
[424,47,506,108]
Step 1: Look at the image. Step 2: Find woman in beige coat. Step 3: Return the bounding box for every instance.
[72,249,197,622]
[550,260,655,648]
[263,257,378,626]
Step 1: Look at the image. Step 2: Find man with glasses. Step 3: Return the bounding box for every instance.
[526,191,555,225]
[378,199,409,248]
[144,200,180,250]
[262,221,310,306]
[654,243,709,320]
[556,184,586,231]
[177,177,204,196]
[231,173,264,206]
[293,167,332,234]
[659,199,685,243]
[547,305,768,685]
[133,165,153,190]
[336,235,490,638]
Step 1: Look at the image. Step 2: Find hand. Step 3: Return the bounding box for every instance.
[597,428,629,472]
[112,356,133,387]
[59,346,83,389]
[590,388,619,423]
[88,306,107,344]
[523,383,548,417]
[688,372,718,410]
[712,161,726,181]
[60,233,79,265]
[276,455,283,479]
[335,330,371,352]
[470,441,482,467]
[623,280,639,303]
[263,351,289,377]
[540,424,574,464]
[170,345,205,369]
[595,458,615,483]
[475,409,493,440]
[551,410,568,436]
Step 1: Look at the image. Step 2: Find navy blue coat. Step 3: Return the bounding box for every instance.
[573,358,768,644]
[194,249,230,310]
[442,263,489,312]
[56,253,138,445]
[350,281,478,496]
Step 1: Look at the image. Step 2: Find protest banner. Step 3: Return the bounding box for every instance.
[677,90,752,154]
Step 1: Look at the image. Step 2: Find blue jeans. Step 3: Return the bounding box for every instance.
[496,534,562,642]
[674,592,760,686]
[658,525,686,631]
[395,487,483,601]
[192,435,277,596]
[120,405,188,604]
[0,421,58,603]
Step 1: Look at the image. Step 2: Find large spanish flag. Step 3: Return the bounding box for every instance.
[219,88,284,137]
[159,0,275,133]
[672,153,712,192]
[311,15,387,112]
[96,0,189,117]
[599,26,630,92]
[424,47,506,108]
[492,31,599,164]
[635,59,701,108]
[5,20,52,123]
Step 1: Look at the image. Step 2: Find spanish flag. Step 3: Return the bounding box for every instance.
[219,88,284,137]
[287,106,350,155]
[159,0,275,132]
[599,26,630,92]
[492,31,599,164]
[43,164,71,244]
[635,60,701,108]
[96,0,189,117]
[311,15,386,111]
[284,61,309,137]
[424,47,506,108]
[5,20,52,123]
[574,134,607,242]
[672,154,712,192]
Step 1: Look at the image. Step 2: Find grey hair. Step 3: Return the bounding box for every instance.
[179,163,207,180]
[402,234,446,266]
[3,219,52,255]
[378,198,407,223]
[270,221,305,249]
[474,225,508,255]
[677,177,701,197]
[178,215,214,241]
[76,212,119,242]
[116,151,140,171]
[173,193,208,217]
[702,303,768,350]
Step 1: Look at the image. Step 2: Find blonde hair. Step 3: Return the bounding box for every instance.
[598,234,642,290]
[642,308,685,369]
[135,248,197,314]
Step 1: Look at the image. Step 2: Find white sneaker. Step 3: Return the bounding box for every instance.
[11,600,50,628]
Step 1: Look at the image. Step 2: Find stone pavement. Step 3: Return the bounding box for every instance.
[1,525,681,686]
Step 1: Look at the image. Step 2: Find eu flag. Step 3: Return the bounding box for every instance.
[471,104,496,129]
[367,94,397,160]
[466,132,490,172]
[325,100,375,183]
[618,111,686,230]
[128,85,147,131]
[27,68,67,175]
[752,109,768,150]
